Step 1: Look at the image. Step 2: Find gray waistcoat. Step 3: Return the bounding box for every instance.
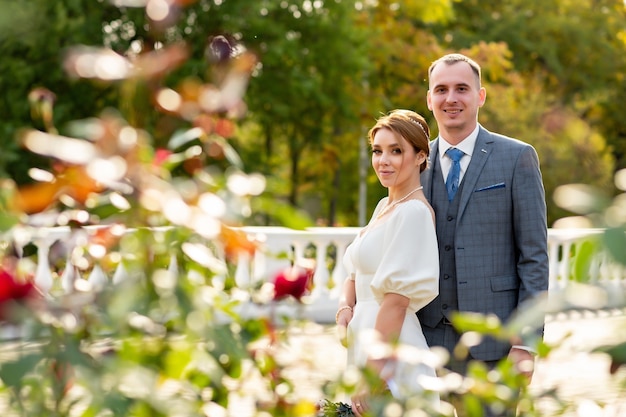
[418,155,466,328]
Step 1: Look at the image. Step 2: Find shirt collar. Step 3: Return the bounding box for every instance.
[438,124,480,158]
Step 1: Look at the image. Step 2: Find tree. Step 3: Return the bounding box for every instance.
[0,0,122,183]
[472,47,616,225]
[420,1,621,224]
[428,0,626,170]
[112,1,368,226]
[1,0,624,227]
[242,1,368,222]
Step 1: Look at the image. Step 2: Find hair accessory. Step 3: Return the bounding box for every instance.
[409,118,429,139]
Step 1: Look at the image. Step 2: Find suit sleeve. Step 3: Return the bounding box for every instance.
[512,145,549,304]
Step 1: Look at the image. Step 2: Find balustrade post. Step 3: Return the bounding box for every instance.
[168,253,179,277]
[292,240,305,266]
[112,261,128,284]
[89,264,108,290]
[61,255,78,293]
[252,248,267,282]
[235,251,252,288]
[34,239,53,295]
[547,241,561,292]
[560,241,573,288]
[311,239,330,296]
[330,241,348,299]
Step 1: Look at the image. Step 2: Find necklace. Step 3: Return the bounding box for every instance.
[376,185,424,219]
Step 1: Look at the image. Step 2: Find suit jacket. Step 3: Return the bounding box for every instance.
[418,125,549,361]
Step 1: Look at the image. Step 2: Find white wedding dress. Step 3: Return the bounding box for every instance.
[344,198,440,401]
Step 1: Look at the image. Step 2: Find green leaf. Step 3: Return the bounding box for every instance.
[571,238,598,282]
[463,394,484,417]
[163,344,192,379]
[317,399,355,417]
[0,352,44,387]
[0,212,19,232]
[450,312,507,339]
[251,196,314,230]
[594,341,626,364]
[603,227,626,267]
[89,201,127,220]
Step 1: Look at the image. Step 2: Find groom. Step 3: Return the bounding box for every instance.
[417,53,549,416]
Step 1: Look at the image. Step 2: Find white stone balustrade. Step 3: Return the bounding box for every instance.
[3,226,625,326]
[546,228,626,289]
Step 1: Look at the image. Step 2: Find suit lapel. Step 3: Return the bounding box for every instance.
[423,138,439,202]
[457,127,494,220]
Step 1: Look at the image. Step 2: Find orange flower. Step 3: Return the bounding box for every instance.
[90,225,124,250]
[220,225,257,262]
[14,181,60,214]
[57,165,103,204]
[14,164,104,214]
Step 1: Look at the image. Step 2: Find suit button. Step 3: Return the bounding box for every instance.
[447,215,454,221]
[444,245,451,251]
[442,304,448,309]
[443,274,450,280]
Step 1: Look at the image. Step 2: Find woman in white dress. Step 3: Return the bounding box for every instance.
[335,109,440,416]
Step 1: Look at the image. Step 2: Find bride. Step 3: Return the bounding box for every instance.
[335,109,440,416]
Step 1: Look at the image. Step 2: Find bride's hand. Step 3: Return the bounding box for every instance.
[351,391,369,417]
[336,325,348,348]
[335,306,353,347]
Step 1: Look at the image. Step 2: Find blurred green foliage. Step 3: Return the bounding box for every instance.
[0,1,623,416]
[1,0,625,226]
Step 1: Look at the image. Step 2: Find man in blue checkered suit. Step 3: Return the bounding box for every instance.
[417,53,549,416]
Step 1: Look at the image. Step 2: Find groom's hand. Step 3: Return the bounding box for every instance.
[508,347,535,381]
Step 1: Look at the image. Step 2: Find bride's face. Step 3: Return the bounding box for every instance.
[371,128,420,190]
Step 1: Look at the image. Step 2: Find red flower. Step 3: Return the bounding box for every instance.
[153,148,172,167]
[0,267,37,321]
[214,118,235,138]
[273,265,314,302]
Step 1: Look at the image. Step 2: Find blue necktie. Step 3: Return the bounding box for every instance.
[446,148,464,201]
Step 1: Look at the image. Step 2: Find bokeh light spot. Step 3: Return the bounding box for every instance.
[87,156,127,183]
[615,168,626,191]
[147,0,170,22]
[198,193,226,217]
[156,88,182,112]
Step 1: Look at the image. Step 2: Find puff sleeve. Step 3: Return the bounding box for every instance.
[344,198,389,281]
[370,201,439,312]
[344,253,356,281]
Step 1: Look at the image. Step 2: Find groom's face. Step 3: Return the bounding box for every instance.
[427,61,486,141]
